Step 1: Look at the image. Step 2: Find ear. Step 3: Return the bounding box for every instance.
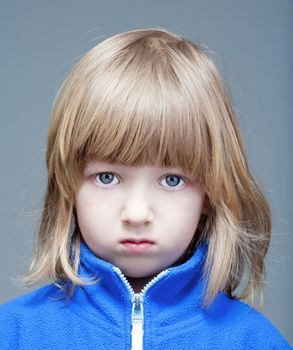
[201,195,210,215]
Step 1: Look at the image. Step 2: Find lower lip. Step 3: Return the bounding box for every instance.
[121,241,154,253]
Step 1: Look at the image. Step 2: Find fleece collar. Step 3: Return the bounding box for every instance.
[73,238,209,309]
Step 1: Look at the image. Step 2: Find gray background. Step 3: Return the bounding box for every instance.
[0,0,292,344]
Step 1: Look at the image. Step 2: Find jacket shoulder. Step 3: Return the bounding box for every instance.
[0,283,64,314]
[242,304,291,349]
[0,284,65,346]
[214,295,292,349]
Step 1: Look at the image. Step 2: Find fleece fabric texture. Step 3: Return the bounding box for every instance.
[0,239,291,350]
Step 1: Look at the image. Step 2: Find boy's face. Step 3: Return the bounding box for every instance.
[75,161,207,281]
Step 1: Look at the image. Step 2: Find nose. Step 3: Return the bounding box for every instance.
[121,194,153,226]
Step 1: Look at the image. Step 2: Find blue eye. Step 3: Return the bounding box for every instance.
[95,172,119,186]
[93,172,184,188]
[161,175,184,188]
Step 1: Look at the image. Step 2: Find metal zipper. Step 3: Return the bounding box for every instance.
[113,267,169,350]
[131,294,144,350]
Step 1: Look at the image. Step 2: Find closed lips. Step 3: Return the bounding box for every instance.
[121,240,154,244]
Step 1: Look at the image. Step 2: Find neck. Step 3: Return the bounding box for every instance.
[125,249,196,293]
[125,275,157,293]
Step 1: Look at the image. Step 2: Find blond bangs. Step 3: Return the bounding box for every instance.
[53,33,213,189]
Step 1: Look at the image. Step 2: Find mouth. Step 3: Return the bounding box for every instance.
[120,239,154,253]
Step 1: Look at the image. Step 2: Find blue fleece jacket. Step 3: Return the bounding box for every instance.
[0,239,291,349]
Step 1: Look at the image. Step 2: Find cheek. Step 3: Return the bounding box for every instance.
[75,188,105,235]
[165,193,205,243]
[165,193,204,224]
[75,203,113,257]
[77,203,111,233]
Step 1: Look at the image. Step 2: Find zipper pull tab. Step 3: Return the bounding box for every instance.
[131,294,144,350]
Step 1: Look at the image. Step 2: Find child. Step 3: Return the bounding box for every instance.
[0,28,291,349]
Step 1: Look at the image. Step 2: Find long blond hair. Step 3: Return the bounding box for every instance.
[21,28,271,308]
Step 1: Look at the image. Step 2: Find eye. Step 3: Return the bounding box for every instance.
[160,175,185,189]
[94,172,119,186]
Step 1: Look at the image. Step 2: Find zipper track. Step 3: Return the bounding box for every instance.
[113,267,169,350]
[112,267,169,300]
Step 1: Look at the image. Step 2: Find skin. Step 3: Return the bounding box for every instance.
[75,161,207,292]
